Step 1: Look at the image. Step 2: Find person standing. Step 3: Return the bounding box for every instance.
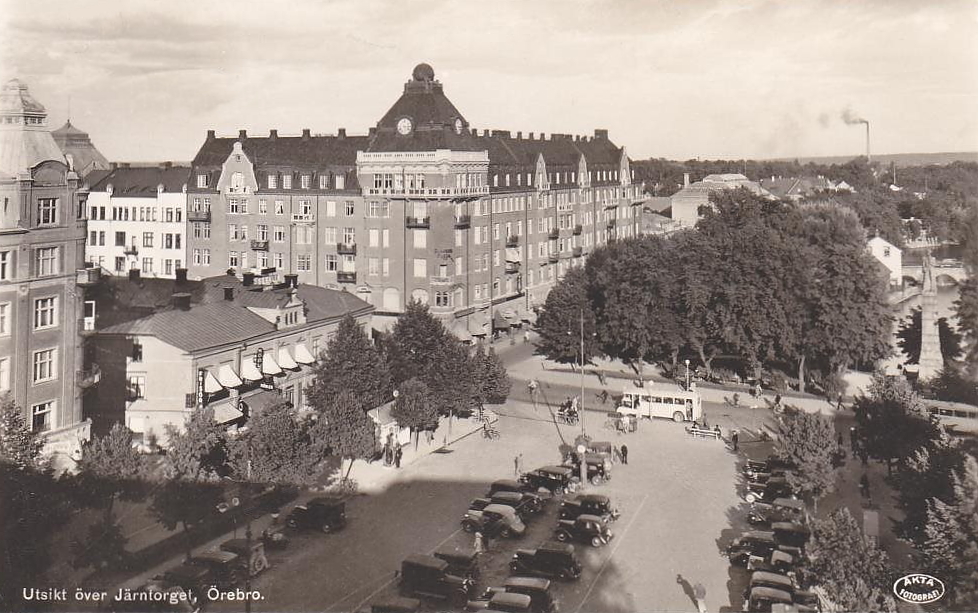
[394,446,402,469]
[693,582,707,613]
[620,444,628,465]
[474,531,485,555]
[731,429,740,452]
[849,426,858,452]
[860,474,871,499]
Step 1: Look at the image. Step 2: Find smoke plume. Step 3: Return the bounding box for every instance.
[841,107,868,125]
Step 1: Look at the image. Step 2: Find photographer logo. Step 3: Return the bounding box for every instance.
[892,574,945,604]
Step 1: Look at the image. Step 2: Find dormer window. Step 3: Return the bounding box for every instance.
[282,174,292,190]
[336,175,345,190]
[268,174,278,189]
[319,175,328,189]
[196,174,209,188]
[230,172,244,191]
[301,175,311,189]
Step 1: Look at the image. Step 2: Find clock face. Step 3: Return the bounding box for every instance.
[397,117,413,135]
[454,118,463,134]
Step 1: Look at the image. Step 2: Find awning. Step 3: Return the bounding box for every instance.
[217,365,243,388]
[262,353,283,376]
[203,370,223,394]
[294,343,316,364]
[277,347,299,370]
[493,312,511,331]
[505,248,522,263]
[212,402,244,424]
[238,390,284,416]
[501,308,519,324]
[240,358,262,382]
[468,311,490,336]
[449,319,473,342]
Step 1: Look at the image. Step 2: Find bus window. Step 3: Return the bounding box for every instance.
[650,397,662,403]
[685,399,693,421]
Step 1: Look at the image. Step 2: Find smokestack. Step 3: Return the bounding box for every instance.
[223,287,234,301]
[865,121,871,163]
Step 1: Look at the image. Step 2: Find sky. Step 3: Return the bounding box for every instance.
[1,0,976,162]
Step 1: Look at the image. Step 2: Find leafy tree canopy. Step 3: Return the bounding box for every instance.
[0,394,44,470]
[535,266,600,366]
[391,377,437,436]
[479,346,512,404]
[307,314,391,411]
[775,411,838,507]
[228,402,322,486]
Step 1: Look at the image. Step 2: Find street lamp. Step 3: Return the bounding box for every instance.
[685,359,690,390]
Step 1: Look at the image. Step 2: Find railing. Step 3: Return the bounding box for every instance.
[406,216,431,229]
[80,316,96,334]
[336,242,357,255]
[548,254,559,264]
[548,229,560,240]
[123,245,138,256]
[505,262,520,274]
[454,215,471,229]
[506,236,519,247]
[430,276,453,285]
[77,364,101,389]
[76,267,101,285]
[250,240,269,251]
[337,271,357,284]
[573,224,583,235]
[291,213,315,223]
[187,209,211,222]
[573,246,583,257]
[365,186,490,198]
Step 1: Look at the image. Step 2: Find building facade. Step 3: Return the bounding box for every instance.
[866,235,902,285]
[83,164,190,278]
[187,64,645,336]
[0,79,92,466]
[86,271,372,446]
[670,173,773,227]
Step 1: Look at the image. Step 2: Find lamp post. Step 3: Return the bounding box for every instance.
[578,308,587,491]
[685,359,690,390]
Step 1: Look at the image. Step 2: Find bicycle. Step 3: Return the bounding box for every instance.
[483,427,501,440]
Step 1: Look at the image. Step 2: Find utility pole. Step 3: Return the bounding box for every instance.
[579,308,587,491]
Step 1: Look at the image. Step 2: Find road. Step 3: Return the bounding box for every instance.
[230,399,746,612]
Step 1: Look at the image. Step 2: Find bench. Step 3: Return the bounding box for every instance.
[686,427,722,440]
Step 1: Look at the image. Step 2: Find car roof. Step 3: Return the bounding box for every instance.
[743,531,776,540]
[490,592,532,606]
[772,522,809,533]
[505,576,551,590]
[403,554,447,570]
[539,541,575,554]
[749,587,793,601]
[371,595,422,611]
[492,479,521,488]
[309,496,345,507]
[485,503,517,515]
[773,498,805,509]
[435,548,477,561]
[580,494,610,504]
[751,571,793,586]
[770,550,794,564]
[492,491,522,500]
[195,550,238,563]
[577,513,604,522]
[540,465,572,474]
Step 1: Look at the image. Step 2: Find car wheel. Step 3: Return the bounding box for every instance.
[500,527,511,538]
[672,411,684,423]
[591,476,602,486]
[321,523,332,534]
[554,487,564,496]
[555,531,569,542]
[745,492,757,504]
[462,521,476,533]
[287,518,298,529]
[591,536,603,547]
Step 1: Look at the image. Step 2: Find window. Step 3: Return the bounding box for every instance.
[273,252,281,268]
[31,401,54,432]
[175,235,181,250]
[342,255,355,272]
[193,249,201,265]
[32,348,57,383]
[326,201,336,217]
[299,200,312,217]
[228,224,239,241]
[142,257,154,273]
[229,251,239,268]
[455,230,464,247]
[240,252,248,269]
[0,357,8,390]
[256,224,268,240]
[257,252,267,268]
[413,258,427,278]
[37,198,58,225]
[164,259,173,275]
[114,257,125,272]
[0,303,8,335]
[142,232,154,248]
[90,231,97,246]
[268,174,278,189]
[34,247,59,276]
[0,251,8,280]
[368,201,389,218]
[273,226,286,242]
[336,175,345,190]
[345,201,355,216]
[324,254,338,272]
[382,229,390,248]
[369,257,379,276]
[297,254,311,271]
[282,174,292,190]
[382,258,390,276]
[33,297,57,329]
[296,226,313,244]
[435,291,451,307]
[258,199,267,214]
[883,247,891,257]
[493,224,500,240]
[115,232,126,247]
[301,175,311,189]
[455,257,464,275]
[165,208,174,223]
[228,198,241,214]
[127,375,146,400]
[175,209,182,223]
[369,228,379,247]
[413,229,426,249]
[324,227,337,244]
[319,175,328,190]
[274,200,285,215]
[342,227,356,245]
[197,174,208,188]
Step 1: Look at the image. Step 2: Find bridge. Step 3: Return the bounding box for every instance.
[901,260,968,286]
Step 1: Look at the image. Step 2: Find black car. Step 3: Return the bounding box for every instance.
[728,531,802,566]
[434,547,480,578]
[746,549,797,575]
[466,591,533,612]
[510,541,582,581]
[462,504,527,538]
[562,455,611,486]
[162,550,244,596]
[747,498,806,526]
[490,491,541,518]
[558,494,620,522]
[476,577,558,613]
[745,478,797,504]
[520,466,579,495]
[554,514,614,547]
[488,479,544,498]
[771,522,811,549]
[286,497,346,533]
[398,555,476,605]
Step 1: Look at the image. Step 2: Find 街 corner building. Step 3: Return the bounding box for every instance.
[187,63,646,338]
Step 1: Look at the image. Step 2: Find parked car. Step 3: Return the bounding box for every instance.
[520,466,579,495]
[488,479,545,499]
[745,469,790,484]
[466,591,533,612]
[770,522,811,550]
[109,578,199,613]
[369,596,421,613]
[744,457,794,478]
[462,503,526,538]
[562,455,611,486]
[509,542,582,581]
[554,514,614,547]
[558,494,620,522]
[746,550,797,575]
[745,586,817,613]
[397,555,475,605]
[745,478,797,504]
[490,491,541,519]
[745,571,818,607]
[748,498,806,526]
[286,497,346,533]
[727,531,778,566]
[434,547,480,578]
[162,550,244,596]
[475,577,559,613]
[220,538,269,576]
[469,498,493,512]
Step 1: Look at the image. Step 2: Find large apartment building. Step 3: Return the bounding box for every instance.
[188,64,645,336]
[0,79,92,467]
[84,164,191,278]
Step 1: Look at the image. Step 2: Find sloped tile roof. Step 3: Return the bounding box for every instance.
[192,135,370,169]
[87,165,190,196]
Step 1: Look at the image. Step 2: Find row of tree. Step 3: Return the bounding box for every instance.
[536,190,893,390]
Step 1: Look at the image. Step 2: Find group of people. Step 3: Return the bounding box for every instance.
[382,433,403,468]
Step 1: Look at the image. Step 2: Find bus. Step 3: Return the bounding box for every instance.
[615,387,702,423]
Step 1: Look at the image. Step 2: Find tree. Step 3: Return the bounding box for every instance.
[385,300,451,386]
[316,391,375,482]
[896,308,963,364]
[162,407,230,481]
[853,372,941,472]
[535,266,599,366]
[0,394,44,469]
[391,377,437,448]
[918,455,978,609]
[775,411,838,510]
[228,402,322,486]
[479,346,512,404]
[955,275,978,376]
[70,516,128,571]
[427,340,483,418]
[306,314,391,411]
[806,508,896,612]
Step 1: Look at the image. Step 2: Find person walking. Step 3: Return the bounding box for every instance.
[394,446,402,469]
[474,531,485,555]
[514,454,521,477]
[693,582,707,613]
[731,429,739,452]
[620,444,628,465]
[612,445,620,464]
[849,426,858,452]
[524,330,530,344]
[600,389,609,405]
[860,474,871,499]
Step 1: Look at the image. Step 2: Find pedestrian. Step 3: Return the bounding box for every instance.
[394,446,402,469]
[860,474,871,499]
[524,330,530,344]
[600,389,609,405]
[620,444,628,465]
[731,429,739,452]
[849,427,857,452]
[612,445,620,464]
[474,531,485,554]
[514,454,520,477]
[860,448,869,466]
[383,443,392,466]
[714,424,721,439]
[693,582,707,613]
[517,453,523,475]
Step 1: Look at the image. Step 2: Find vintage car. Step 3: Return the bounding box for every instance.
[520,466,579,495]
[744,457,794,478]
[469,497,493,512]
[434,547,480,578]
[490,491,542,519]
[466,591,533,612]
[745,468,790,484]
[369,596,422,613]
[509,541,582,581]
[745,571,818,607]
[748,498,806,526]
[746,550,797,575]
[109,578,199,613]
[745,586,817,613]
[488,479,545,498]
[397,554,475,605]
[562,454,611,486]
[770,522,811,549]
[558,494,620,522]
[286,497,347,533]
[162,550,244,595]
[728,531,803,566]
[745,478,798,504]
[475,577,559,613]
[554,514,614,547]
[462,503,526,538]
[220,538,269,576]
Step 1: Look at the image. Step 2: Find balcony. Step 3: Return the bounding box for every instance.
[505,262,520,274]
[77,364,101,389]
[454,215,471,229]
[406,216,431,229]
[431,276,453,285]
[337,271,357,284]
[506,235,519,248]
[573,246,583,257]
[76,267,101,286]
[548,254,559,264]
[123,245,138,256]
[606,219,617,229]
[250,240,269,251]
[291,213,315,223]
[573,224,583,235]
[548,229,560,240]
[79,316,96,335]
[187,209,211,222]
[365,186,490,199]
[337,242,357,255]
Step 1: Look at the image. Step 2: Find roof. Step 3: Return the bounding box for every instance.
[87,165,190,196]
[192,134,370,170]
[52,120,87,137]
[0,79,46,114]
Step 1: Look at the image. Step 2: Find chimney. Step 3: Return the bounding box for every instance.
[175,267,188,283]
[128,268,141,282]
[242,272,255,287]
[173,293,192,311]
[223,287,234,301]
[517,131,522,140]
[160,161,173,169]
[683,172,690,187]
[594,129,608,140]
[269,129,278,139]
[540,133,546,140]
[369,127,377,137]
[206,129,215,140]
[337,128,346,138]
[284,273,298,288]
[528,132,534,140]
[301,129,311,140]
[238,129,247,140]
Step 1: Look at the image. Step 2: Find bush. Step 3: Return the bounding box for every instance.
[929,366,978,406]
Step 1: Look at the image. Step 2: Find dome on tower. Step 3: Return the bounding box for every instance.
[412,63,435,82]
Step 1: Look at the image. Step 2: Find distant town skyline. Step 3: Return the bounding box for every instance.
[1,0,975,163]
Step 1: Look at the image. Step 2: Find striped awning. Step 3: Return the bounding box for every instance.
[212,402,244,424]
[240,358,262,382]
[203,370,223,394]
[294,343,316,364]
[261,353,283,376]
[278,347,299,370]
[217,364,243,388]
